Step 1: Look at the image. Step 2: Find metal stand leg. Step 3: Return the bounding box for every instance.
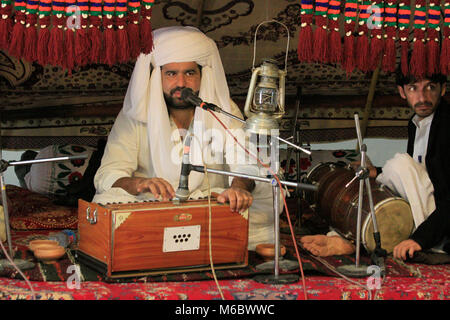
[0,173,35,271]
[254,135,299,284]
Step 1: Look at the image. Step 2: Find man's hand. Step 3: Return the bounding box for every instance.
[217,187,253,213]
[393,239,422,260]
[113,177,175,201]
[217,177,255,213]
[350,160,378,178]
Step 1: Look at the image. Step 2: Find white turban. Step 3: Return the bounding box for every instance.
[122,26,244,190]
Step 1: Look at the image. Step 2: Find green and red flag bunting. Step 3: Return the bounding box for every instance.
[297,0,449,77]
[0,0,154,72]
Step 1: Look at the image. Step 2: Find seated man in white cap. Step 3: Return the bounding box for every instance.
[300,69,450,260]
[93,26,279,250]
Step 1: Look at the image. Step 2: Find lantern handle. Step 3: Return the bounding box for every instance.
[252,20,290,73]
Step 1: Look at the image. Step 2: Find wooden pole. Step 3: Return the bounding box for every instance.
[357,61,381,152]
[196,0,206,27]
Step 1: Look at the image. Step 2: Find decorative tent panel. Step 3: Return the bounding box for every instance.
[1,0,448,149]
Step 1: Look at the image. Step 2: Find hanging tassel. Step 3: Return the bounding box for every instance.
[312,0,329,63]
[128,16,140,60]
[398,0,411,75]
[48,15,65,67]
[342,0,358,75]
[427,36,439,76]
[426,1,441,76]
[23,0,40,63]
[8,7,27,59]
[381,1,398,74]
[441,2,450,75]
[297,0,314,63]
[0,0,13,50]
[75,27,89,67]
[368,0,385,71]
[140,2,153,54]
[65,28,75,74]
[355,1,370,72]
[410,0,427,78]
[326,0,342,65]
[127,0,141,60]
[23,19,38,63]
[88,0,103,64]
[36,1,51,66]
[102,0,117,66]
[115,0,129,63]
[382,36,396,73]
[74,0,90,67]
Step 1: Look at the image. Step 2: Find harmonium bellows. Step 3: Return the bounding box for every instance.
[76,199,249,278]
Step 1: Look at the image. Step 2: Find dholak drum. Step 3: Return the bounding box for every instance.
[304,163,414,253]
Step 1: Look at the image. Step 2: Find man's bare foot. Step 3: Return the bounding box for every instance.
[300,235,356,257]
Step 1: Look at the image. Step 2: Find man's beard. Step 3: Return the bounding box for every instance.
[164,87,198,110]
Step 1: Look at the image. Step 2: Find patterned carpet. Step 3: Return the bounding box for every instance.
[1,229,449,300]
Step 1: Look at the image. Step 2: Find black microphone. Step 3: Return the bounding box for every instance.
[180,88,220,112]
[175,134,193,201]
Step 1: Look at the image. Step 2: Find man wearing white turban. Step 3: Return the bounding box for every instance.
[93,26,279,250]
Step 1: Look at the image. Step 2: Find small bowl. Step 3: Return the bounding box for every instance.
[33,245,66,264]
[256,243,287,261]
[29,240,59,252]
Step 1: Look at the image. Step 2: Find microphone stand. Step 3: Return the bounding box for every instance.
[178,97,315,284]
[0,154,88,272]
[336,114,386,277]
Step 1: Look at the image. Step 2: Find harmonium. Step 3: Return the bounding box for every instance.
[76,198,249,278]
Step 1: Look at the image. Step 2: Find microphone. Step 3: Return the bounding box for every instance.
[180,88,220,112]
[175,134,193,201]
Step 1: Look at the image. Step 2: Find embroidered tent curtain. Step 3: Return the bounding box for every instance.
[297,0,450,77]
[0,0,154,71]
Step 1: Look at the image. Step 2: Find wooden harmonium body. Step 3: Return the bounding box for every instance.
[77,199,249,278]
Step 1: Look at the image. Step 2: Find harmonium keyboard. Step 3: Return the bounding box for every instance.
[76,198,249,278]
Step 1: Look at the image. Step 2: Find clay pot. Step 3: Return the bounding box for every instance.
[255,243,287,261]
[33,245,66,264]
[28,239,59,252]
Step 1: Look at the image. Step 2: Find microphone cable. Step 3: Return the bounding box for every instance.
[0,237,36,300]
[189,133,225,300]
[206,110,309,300]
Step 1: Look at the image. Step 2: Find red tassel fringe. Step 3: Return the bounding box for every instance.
[0,18,12,50]
[343,35,355,76]
[128,22,140,60]
[328,30,342,65]
[369,36,384,71]
[8,19,26,59]
[427,39,439,76]
[312,26,328,64]
[139,16,153,54]
[23,25,37,63]
[65,29,75,74]
[48,27,64,67]
[382,37,396,74]
[89,28,102,64]
[75,28,90,67]
[37,27,50,66]
[356,35,369,72]
[440,36,450,75]
[410,39,426,79]
[103,26,116,66]
[117,28,130,63]
[400,41,409,76]
[298,25,313,63]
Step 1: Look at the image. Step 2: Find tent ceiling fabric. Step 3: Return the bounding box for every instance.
[1,0,448,148]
